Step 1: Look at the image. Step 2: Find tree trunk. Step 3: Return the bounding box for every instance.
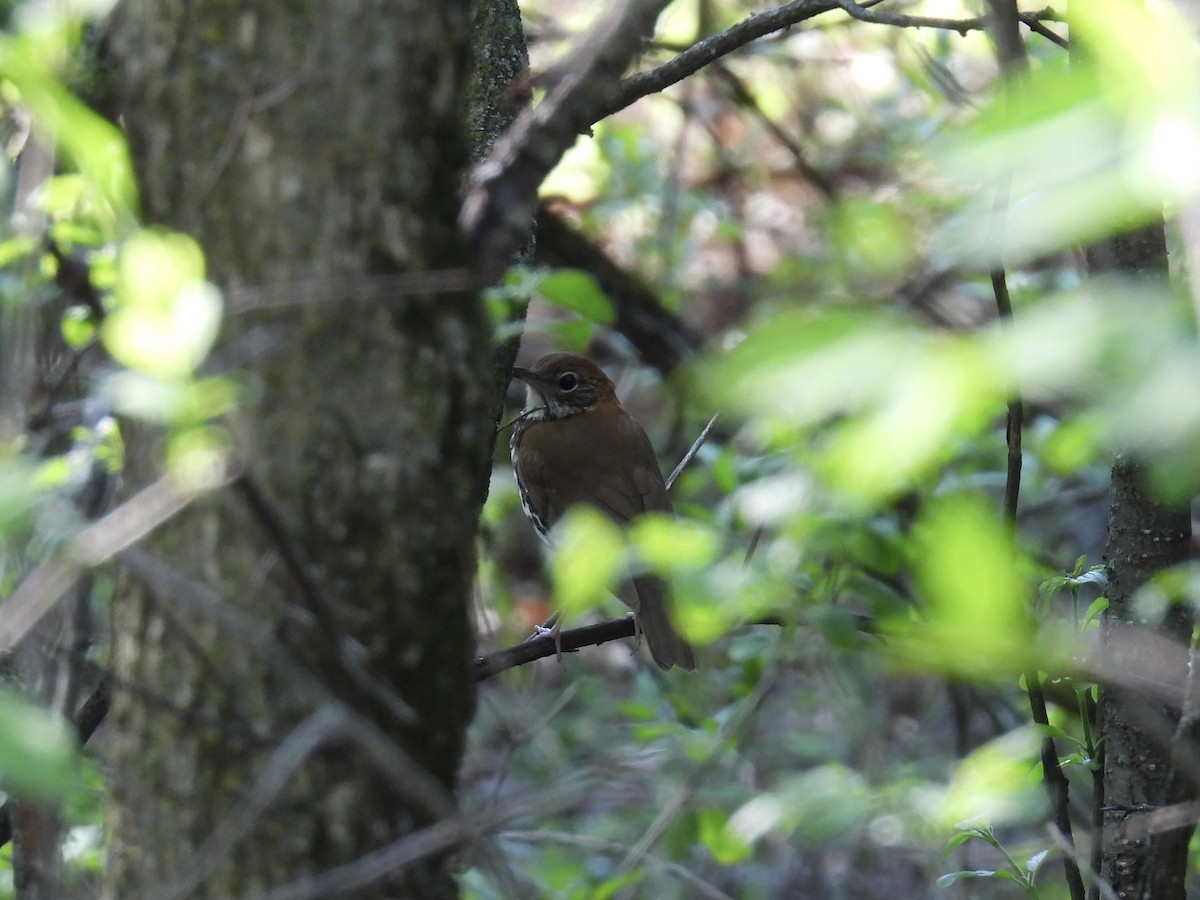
[103,3,497,896]
[1094,226,1195,899]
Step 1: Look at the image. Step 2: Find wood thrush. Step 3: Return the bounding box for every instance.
[510,352,698,671]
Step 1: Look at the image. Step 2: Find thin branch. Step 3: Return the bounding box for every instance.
[839,0,1065,45]
[607,1,1065,120]
[710,63,837,200]
[836,0,991,34]
[255,781,593,900]
[475,617,637,680]
[666,414,718,491]
[985,6,1085,896]
[118,549,456,823]
[1019,12,1068,49]
[235,475,417,726]
[606,0,838,118]
[0,473,219,652]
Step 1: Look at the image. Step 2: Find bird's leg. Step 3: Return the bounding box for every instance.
[527,610,564,664]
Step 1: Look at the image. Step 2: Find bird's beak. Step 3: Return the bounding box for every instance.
[511,366,533,382]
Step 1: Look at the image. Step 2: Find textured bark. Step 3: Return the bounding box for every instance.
[1093,223,1195,899]
[1099,456,1193,900]
[103,3,493,897]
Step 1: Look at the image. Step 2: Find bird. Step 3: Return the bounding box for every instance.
[509,351,697,671]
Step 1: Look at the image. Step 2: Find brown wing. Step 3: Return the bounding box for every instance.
[515,406,669,527]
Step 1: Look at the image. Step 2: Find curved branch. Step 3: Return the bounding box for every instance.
[606,1,1065,121]
[606,0,838,118]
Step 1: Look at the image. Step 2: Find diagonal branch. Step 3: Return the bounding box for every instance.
[462,0,674,281]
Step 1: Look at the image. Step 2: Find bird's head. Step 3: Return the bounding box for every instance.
[511,352,618,419]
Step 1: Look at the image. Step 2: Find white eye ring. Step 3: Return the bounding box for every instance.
[558,372,579,392]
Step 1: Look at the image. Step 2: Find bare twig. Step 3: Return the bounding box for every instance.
[0,474,218,652]
[836,0,998,34]
[118,549,455,822]
[476,617,637,680]
[161,707,348,900]
[255,781,594,900]
[235,475,416,725]
[607,1,1064,120]
[666,413,718,491]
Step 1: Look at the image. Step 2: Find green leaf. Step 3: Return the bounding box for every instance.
[937,870,999,888]
[893,494,1033,677]
[537,269,615,325]
[103,229,222,379]
[630,514,719,575]
[698,807,754,865]
[1083,596,1109,626]
[549,506,626,616]
[0,31,138,220]
[1026,848,1051,874]
[0,689,80,800]
[589,869,644,900]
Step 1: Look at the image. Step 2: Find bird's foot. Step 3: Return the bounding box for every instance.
[529,612,564,664]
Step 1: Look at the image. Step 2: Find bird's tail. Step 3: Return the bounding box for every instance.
[633,576,698,671]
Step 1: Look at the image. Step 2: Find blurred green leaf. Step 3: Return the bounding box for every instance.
[939,0,1200,265]
[103,229,222,379]
[630,514,719,575]
[537,269,615,325]
[698,807,754,865]
[889,494,1034,676]
[0,461,46,536]
[0,688,79,800]
[0,30,137,221]
[549,506,626,616]
[938,727,1046,829]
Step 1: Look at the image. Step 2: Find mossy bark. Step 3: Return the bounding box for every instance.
[103,3,504,896]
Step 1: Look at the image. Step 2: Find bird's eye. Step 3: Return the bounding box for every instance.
[558,372,579,392]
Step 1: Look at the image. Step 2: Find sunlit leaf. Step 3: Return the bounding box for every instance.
[549,506,626,616]
[938,0,1200,264]
[0,460,46,536]
[630,514,719,574]
[103,229,222,379]
[537,269,615,325]
[0,30,137,220]
[888,494,1033,676]
[700,807,755,865]
[938,727,1046,829]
